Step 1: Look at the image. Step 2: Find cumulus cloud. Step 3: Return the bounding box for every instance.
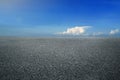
[110,29,119,35]
[57,26,91,35]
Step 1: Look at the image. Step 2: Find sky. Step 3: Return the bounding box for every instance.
[0,0,120,36]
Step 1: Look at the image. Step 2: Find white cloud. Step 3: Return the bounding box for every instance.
[110,29,119,35]
[57,26,91,35]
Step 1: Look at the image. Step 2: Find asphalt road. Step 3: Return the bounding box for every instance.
[0,38,120,80]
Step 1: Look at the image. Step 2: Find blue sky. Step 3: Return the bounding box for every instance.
[0,0,120,36]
